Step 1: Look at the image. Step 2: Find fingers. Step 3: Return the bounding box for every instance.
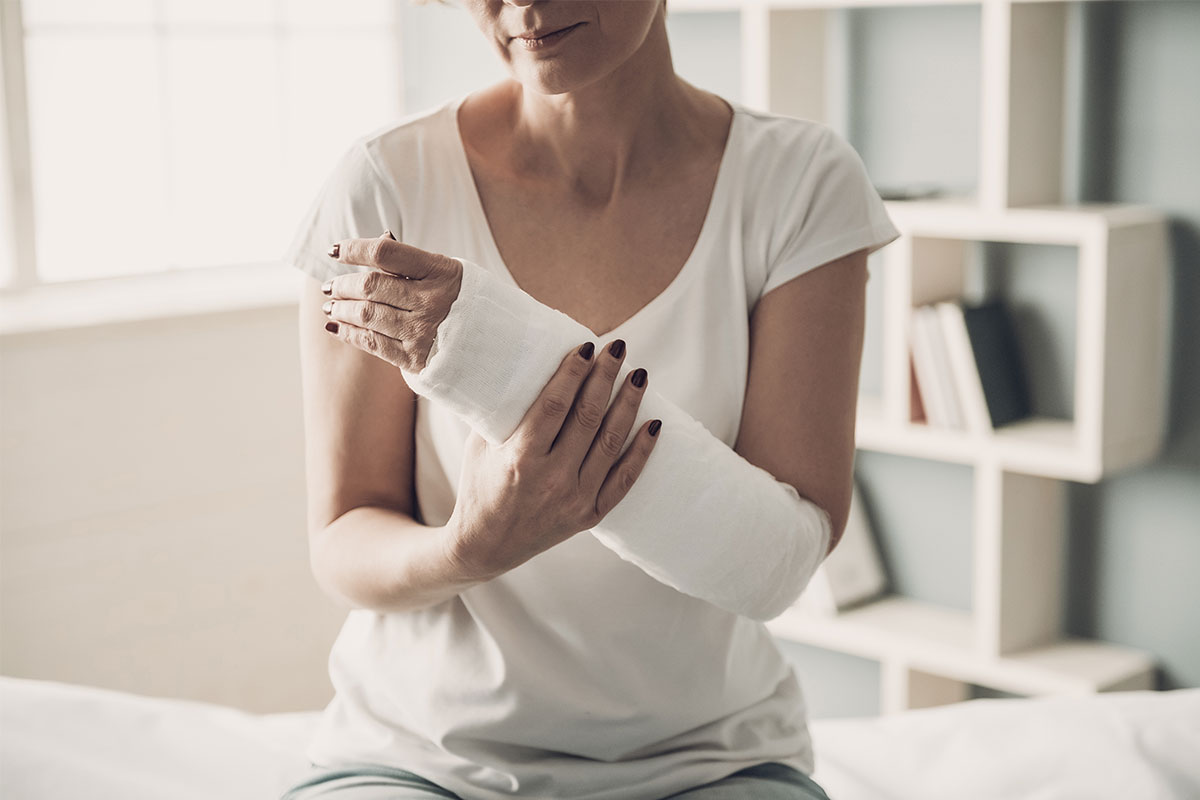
[321,318,413,369]
[320,230,427,339]
[594,417,662,520]
[552,338,628,463]
[578,363,649,491]
[321,230,460,331]
[512,341,598,454]
[323,297,412,341]
[322,265,420,310]
[329,235,453,281]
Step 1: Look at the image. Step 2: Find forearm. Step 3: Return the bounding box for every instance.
[591,389,832,621]
[310,506,485,613]
[400,258,831,621]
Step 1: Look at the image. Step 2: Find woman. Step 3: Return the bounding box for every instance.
[281,1,898,797]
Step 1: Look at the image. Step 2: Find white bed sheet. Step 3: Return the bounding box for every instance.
[808,688,1200,800]
[2,676,1198,800]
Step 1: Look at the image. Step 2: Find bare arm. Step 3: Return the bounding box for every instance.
[298,274,482,613]
[736,247,869,556]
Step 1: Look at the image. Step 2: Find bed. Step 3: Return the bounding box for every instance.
[2,675,1197,800]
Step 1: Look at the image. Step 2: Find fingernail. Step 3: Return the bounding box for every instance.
[322,300,333,314]
[608,339,625,359]
[325,321,339,334]
[648,419,662,437]
[327,243,340,258]
[321,280,333,295]
[578,342,595,360]
[630,368,647,388]
[382,229,397,241]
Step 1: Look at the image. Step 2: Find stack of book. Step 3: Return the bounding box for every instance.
[909,299,1032,433]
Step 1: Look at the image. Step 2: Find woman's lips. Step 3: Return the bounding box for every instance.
[515,22,583,51]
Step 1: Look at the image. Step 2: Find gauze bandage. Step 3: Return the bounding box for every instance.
[401,258,832,621]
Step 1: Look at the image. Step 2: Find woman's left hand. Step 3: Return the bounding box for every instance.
[319,231,463,374]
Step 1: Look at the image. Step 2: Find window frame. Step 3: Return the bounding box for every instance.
[0,0,406,334]
[2,0,37,292]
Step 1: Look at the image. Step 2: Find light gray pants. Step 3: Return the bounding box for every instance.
[280,761,834,800]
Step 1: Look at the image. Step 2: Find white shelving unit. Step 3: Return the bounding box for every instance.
[671,0,1171,713]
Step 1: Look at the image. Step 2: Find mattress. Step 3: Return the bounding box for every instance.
[2,675,1198,799]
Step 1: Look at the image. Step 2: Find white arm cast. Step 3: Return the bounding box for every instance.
[401,258,832,621]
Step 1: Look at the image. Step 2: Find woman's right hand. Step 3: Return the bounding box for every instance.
[443,339,661,580]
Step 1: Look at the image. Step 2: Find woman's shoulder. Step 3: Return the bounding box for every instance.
[729,105,896,304]
[329,100,454,168]
[285,99,462,274]
[312,96,464,237]
[730,105,881,231]
[734,103,833,141]
[733,104,853,183]
[354,97,461,182]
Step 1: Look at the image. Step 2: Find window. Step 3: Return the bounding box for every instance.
[0,100,13,286]
[5,0,402,286]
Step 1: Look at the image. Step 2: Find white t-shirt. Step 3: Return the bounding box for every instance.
[283,90,899,800]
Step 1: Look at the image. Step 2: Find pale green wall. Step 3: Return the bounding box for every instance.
[801,0,1200,716]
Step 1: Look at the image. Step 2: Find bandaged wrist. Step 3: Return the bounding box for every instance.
[401,258,831,621]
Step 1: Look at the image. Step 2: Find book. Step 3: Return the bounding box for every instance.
[909,352,927,424]
[911,306,965,430]
[936,300,993,436]
[910,308,948,427]
[923,305,965,430]
[794,480,888,616]
[961,300,1033,428]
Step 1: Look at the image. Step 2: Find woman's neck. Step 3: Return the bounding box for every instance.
[492,21,722,207]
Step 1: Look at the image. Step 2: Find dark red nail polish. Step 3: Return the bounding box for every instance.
[648,419,662,437]
[325,321,339,334]
[630,368,647,388]
[327,243,340,258]
[579,342,595,360]
[382,229,396,241]
[609,339,625,359]
[321,280,333,295]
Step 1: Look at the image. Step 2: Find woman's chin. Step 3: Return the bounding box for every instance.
[510,50,617,97]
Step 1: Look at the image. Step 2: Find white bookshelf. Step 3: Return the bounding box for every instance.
[671,0,1171,713]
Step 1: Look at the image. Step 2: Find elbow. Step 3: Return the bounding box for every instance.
[824,506,846,557]
[307,529,352,610]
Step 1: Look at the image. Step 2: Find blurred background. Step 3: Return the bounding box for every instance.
[0,0,1196,717]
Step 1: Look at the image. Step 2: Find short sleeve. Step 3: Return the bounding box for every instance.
[761,126,900,298]
[281,140,403,284]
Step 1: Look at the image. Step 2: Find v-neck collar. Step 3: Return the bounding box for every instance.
[445,91,742,340]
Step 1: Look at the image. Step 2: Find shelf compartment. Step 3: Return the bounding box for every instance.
[767,595,1156,698]
[769,595,974,662]
[882,199,1164,243]
[737,2,981,203]
[738,6,836,124]
[973,466,1067,658]
[881,663,970,714]
[980,0,1069,208]
[868,204,1168,483]
[857,401,1090,480]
